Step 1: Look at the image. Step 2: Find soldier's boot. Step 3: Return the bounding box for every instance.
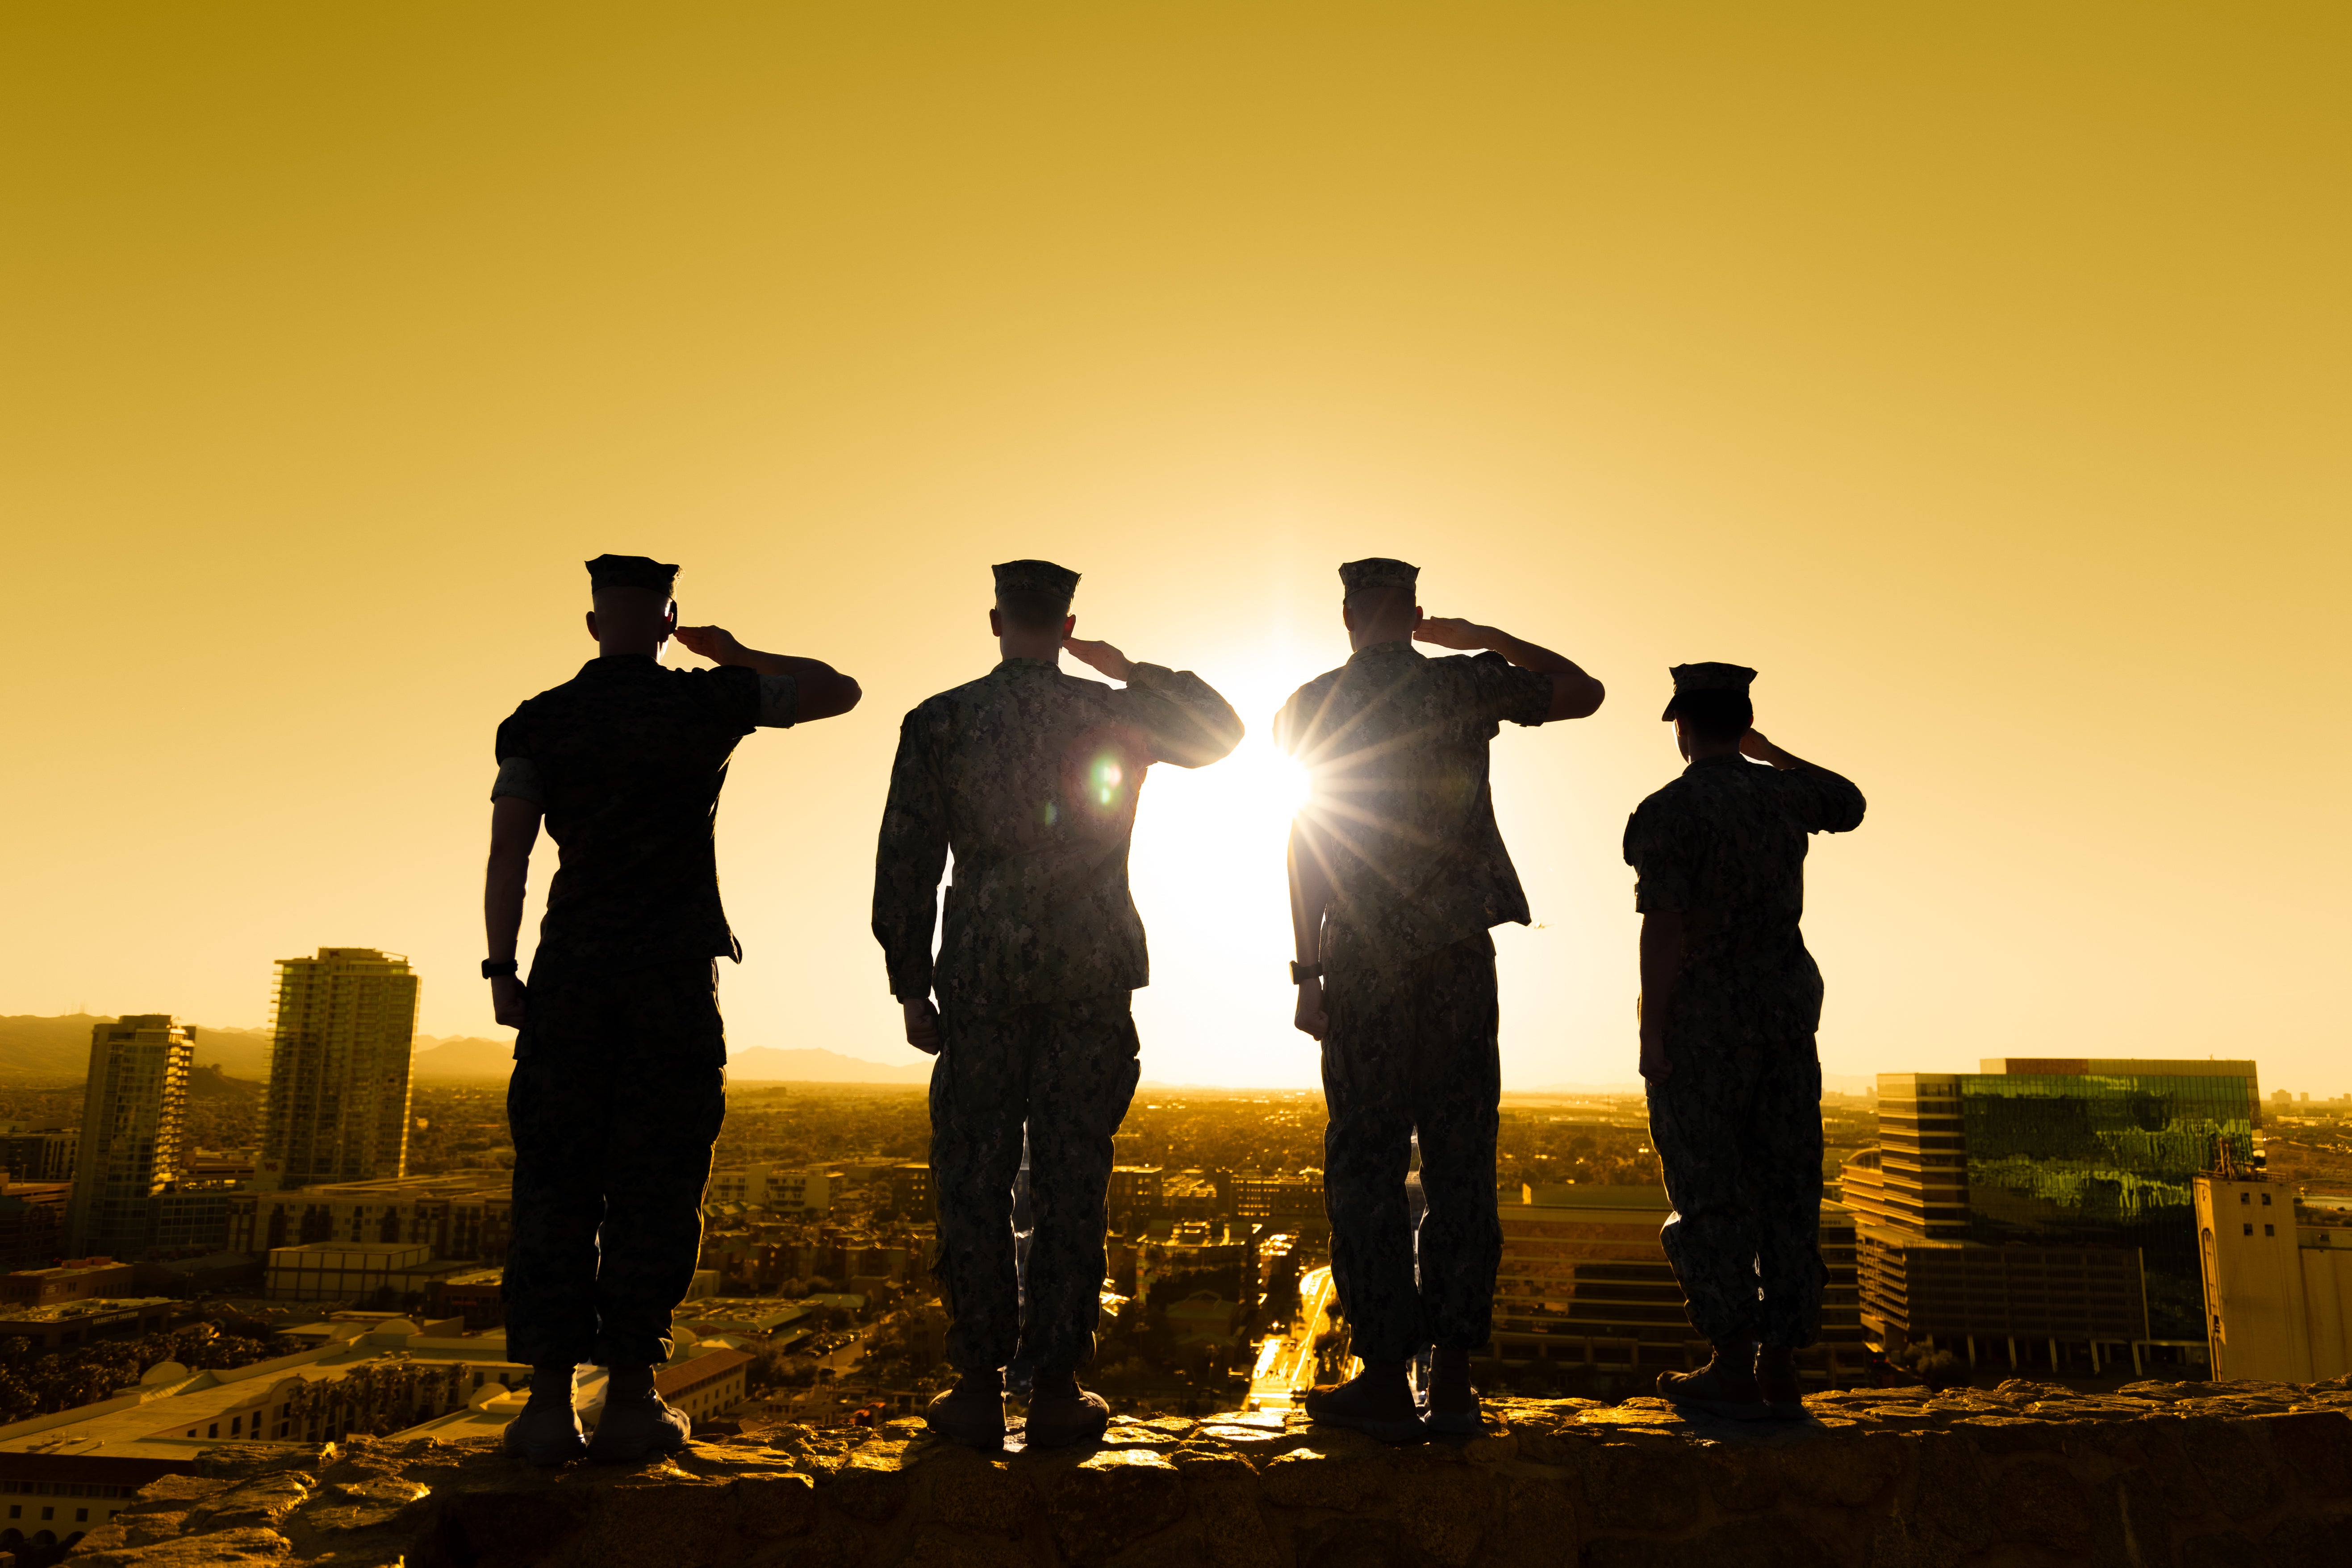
[924,1370,1008,1449]
[501,1365,587,1466]
[587,1366,691,1463]
[1755,1344,1807,1420]
[1423,1346,1483,1435]
[1304,1360,1429,1445]
[1024,1369,1110,1449]
[1657,1341,1769,1422]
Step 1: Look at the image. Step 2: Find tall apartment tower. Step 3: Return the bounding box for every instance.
[66,1015,196,1255]
[259,949,419,1190]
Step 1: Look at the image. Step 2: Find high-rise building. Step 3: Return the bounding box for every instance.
[65,1015,196,1255]
[1869,1076,1969,1236]
[1859,1058,2260,1352]
[259,949,420,1191]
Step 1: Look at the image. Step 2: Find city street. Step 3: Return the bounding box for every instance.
[773,1323,877,1422]
[1247,1265,1341,1412]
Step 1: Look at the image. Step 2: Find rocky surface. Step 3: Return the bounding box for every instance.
[61,1377,2352,1567]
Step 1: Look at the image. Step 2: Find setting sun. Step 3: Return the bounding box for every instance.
[1119,665,1332,1084]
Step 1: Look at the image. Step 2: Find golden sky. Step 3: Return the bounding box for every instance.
[4,5,2345,1092]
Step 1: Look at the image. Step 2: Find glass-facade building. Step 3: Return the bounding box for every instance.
[1875,1060,2260,1341]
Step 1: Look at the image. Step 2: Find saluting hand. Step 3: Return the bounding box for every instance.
[672,625,746,665]
[1411,615,1488,651]
[1063,636,1137,682]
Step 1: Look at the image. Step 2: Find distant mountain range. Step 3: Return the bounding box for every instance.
[0,1015,929,1087]
[0,1015,1866,1094]
[0,1014,275,1079]
[730,1048,931,1084]
[1505,1073,1878,1097]
[409,1036,931,1084]
[2,1020,936,1091]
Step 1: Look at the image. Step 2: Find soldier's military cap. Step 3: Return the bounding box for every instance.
[992,559,1081,609]
[585,554,680,594]
[1339,558,1419,595]
[1662,662,1759,720]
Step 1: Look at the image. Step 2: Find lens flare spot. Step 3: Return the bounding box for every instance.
[1089,753,1126,810]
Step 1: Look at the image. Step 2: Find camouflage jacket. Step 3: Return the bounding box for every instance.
[494,656,786,973]
[1274,643,1554,975]
[873,657,1243,1009]
[1622,754,1866,1048]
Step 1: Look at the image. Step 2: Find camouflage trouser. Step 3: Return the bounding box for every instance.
[1321,933,1503,1364]
[1647,1037,1825,1348]
[930,993,1140,1375]
[504,957,728,1368]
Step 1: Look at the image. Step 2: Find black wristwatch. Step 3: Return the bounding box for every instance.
[481,958,519,979]
[1290,961,1322,985]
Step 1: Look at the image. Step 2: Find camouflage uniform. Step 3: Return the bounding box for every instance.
[505,959,728,1368]
[492,646,796,1368]
[874,634,1241,1374]
[1275,634,1553,1364]
[927,996,1140,1373]
[1624,745,1866,1349]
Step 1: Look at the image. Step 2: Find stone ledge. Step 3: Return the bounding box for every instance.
[61,1377,2352,1568]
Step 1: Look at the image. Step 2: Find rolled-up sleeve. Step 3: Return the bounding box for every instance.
[756,672,798,729]
[1788,770,1867,835]
[490,757,546,805]
[491,711,544,803]
[1120,664,1245,769]
[1464,651,1554,728]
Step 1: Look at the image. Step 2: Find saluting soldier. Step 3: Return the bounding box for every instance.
[875,560,1242,1449]
[484,554,861,1464]
[1278,558,1605,1442]
[1625,663,1865,1421]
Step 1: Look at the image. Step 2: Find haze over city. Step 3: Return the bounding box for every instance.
[4,7,2346,1094]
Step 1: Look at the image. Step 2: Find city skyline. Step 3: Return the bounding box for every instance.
[4,9,2346,1095]
[11,995,2348,1100]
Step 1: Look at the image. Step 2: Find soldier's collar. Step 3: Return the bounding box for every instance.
[992,657,1059,673]
[1345,640,1422,665]
[1684,753,1748,772]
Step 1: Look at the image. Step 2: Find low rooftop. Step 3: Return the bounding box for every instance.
[0,1295,177,1325]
